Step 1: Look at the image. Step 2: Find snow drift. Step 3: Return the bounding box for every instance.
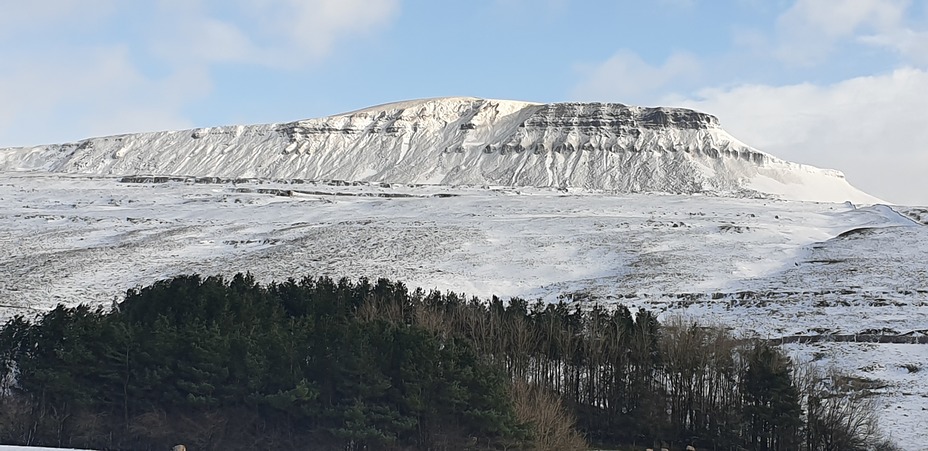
[0,97,879,203]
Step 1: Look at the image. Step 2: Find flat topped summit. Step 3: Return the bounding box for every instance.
[335,96,542,116]
[0,97,879,203]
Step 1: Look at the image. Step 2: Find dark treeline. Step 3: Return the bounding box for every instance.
[0,274,893,450]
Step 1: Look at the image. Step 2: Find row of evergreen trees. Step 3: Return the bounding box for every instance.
[0,274,892,450]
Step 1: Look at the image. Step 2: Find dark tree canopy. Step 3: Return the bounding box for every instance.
[0,274,891,451]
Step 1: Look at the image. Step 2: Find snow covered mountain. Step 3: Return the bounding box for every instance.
[0,98,922,443]
[0,97,878,203]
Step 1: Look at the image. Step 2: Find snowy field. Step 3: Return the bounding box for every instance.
[1,172,926,445]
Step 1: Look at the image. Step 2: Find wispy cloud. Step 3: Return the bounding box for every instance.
[0,45,205,146]
[570,51,702,105]
[669,68,928,205]
[0,0,401,146]
[0,0,118,34]
[152,0,401,68]
[859,28,928,66]
[774,0,912,65]
[247,0,400,64]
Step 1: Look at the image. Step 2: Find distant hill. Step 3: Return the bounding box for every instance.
[0,97,880,203]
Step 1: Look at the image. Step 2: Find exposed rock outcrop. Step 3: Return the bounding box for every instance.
[0,97,879,203]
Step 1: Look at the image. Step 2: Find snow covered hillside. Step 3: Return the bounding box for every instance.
[0,174,924,445]
[0,97,878,203]
[0,98,920,445]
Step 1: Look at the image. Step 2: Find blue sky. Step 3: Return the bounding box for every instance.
[2,0,927,204]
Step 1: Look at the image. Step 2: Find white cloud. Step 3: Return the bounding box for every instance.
[264,0,399,59]
[0,0,117,35]
[149,4,261,66]
[774,0,911,64]
[168,0,402,68]
[150,0,401,67]
[668,68,928,205]
[780,0,906,37]
[0,46,205,146]
[0,0,401,146]
[570,51,702,105]
[860,28,928,66]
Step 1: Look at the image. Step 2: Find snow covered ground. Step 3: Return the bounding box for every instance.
[1,172,925,445]
[0,98,880,204]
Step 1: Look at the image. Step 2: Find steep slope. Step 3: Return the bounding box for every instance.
[0,97,879,203]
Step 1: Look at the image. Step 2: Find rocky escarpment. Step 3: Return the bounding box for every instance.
[489,102,768,163]
[0,97,878,203]
[518,102,720,130]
